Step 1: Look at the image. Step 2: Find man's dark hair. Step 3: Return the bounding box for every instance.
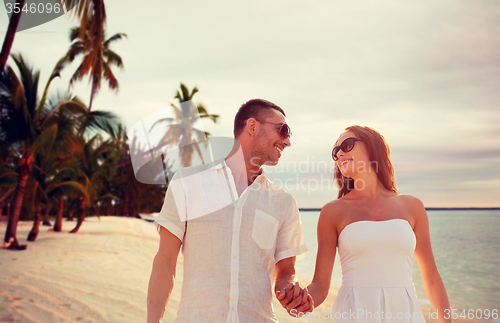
[233,99,286,138]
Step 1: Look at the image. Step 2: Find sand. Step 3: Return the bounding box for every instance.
[1,217,163,322]
[0,217,336,322]
[0,216,476,323]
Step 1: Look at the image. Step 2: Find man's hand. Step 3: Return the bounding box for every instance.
[275,281,314,317]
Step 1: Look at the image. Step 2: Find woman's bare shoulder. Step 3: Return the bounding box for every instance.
[321,199,347,213]
[395,194,425,209]
[395,194,427,225]
[319,199,349,223]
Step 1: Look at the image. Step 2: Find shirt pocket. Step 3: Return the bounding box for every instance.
[251,210,279,250]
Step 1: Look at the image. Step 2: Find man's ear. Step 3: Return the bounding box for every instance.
[245,118,259,137]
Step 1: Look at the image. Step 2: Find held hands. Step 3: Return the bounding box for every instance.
[276,281,314,317]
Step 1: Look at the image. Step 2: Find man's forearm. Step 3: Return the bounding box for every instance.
[147,253,176,323]
[275,270,297,293]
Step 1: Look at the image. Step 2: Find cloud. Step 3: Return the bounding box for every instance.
[3,0,498,206]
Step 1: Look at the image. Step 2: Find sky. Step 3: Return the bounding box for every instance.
[1,0,499,208]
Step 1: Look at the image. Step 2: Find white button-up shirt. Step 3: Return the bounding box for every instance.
[155,159,307,323]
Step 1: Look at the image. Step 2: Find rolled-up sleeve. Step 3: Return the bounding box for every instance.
[274,198,308,263]
[154,173,186,242]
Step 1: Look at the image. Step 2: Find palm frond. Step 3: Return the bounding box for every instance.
[149,117,176,132]
[69,62,88,87]
[103,33,127,46]
[102,63,118,91]
[0,186,16,204]
[175,83,198,103]
[79,110,120,138]
[0,168,17,185]
[40,94,88,129]
[48,181,90,202]
[31,123,58,156]
[199,113,219,123]
[191,141,205,164]
[69,26,80,42]
[170,103,183,120]
[192,128,208,144]
[98,192,119,201]
[103,49,124,69]
[11,54,39,116]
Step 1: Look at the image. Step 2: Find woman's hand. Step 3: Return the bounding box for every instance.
[276,281,314,317]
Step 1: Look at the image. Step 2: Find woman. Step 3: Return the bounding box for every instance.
[279,125,451,323]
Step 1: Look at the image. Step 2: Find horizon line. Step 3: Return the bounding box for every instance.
[299,207,500,212]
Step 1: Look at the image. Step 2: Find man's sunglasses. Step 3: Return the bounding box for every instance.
[259,120,292,140]
[332,137,362,161]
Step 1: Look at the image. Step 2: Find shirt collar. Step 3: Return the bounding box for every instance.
[210,158,267,182]
[210,158,226,170]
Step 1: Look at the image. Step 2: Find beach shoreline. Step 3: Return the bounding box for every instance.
[0,217,483,323]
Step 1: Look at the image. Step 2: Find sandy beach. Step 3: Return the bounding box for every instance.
[0,217,336,322]
[0,217,477,323]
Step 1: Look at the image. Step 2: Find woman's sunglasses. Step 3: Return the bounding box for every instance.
[332,137,362,161]
[259,120,292,140]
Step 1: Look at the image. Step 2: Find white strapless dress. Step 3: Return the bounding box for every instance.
[330,219,426,323]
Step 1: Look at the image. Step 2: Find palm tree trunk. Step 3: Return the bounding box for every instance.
[43,203,52,226]
[67,209,74,221]
[27,205,42,241]
[53,196,63,232]
[0,0,26,73]
[126,194,131,216]
[3,156,32,250]
[0,200,12,222]
[120,198,125,216]
[70,197,86,233]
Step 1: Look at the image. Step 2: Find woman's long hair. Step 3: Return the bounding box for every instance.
[334,125,399,198]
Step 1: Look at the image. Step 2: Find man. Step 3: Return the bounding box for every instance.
[147,99,312,322]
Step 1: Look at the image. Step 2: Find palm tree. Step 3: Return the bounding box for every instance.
[150,83,219,167]
[49,160,90,233]
[63,1,106,100]
[25,153,52,240]
[61,24,126,110]
[26,153,88,240]
[0,167,17,220]
[68,134,118,233]
[0,0,26,73]
[0,138,18,219]
[110,125,170,217]
[0,53,118,249]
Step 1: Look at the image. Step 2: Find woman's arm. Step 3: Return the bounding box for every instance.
[409,196,452,323]
[307,201,339,307]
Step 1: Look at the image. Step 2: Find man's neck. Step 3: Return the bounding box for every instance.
[225,142,262,196]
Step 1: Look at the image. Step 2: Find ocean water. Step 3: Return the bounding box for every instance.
[296,210,500,320]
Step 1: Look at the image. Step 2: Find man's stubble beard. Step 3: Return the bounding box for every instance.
[250,131,278,167]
